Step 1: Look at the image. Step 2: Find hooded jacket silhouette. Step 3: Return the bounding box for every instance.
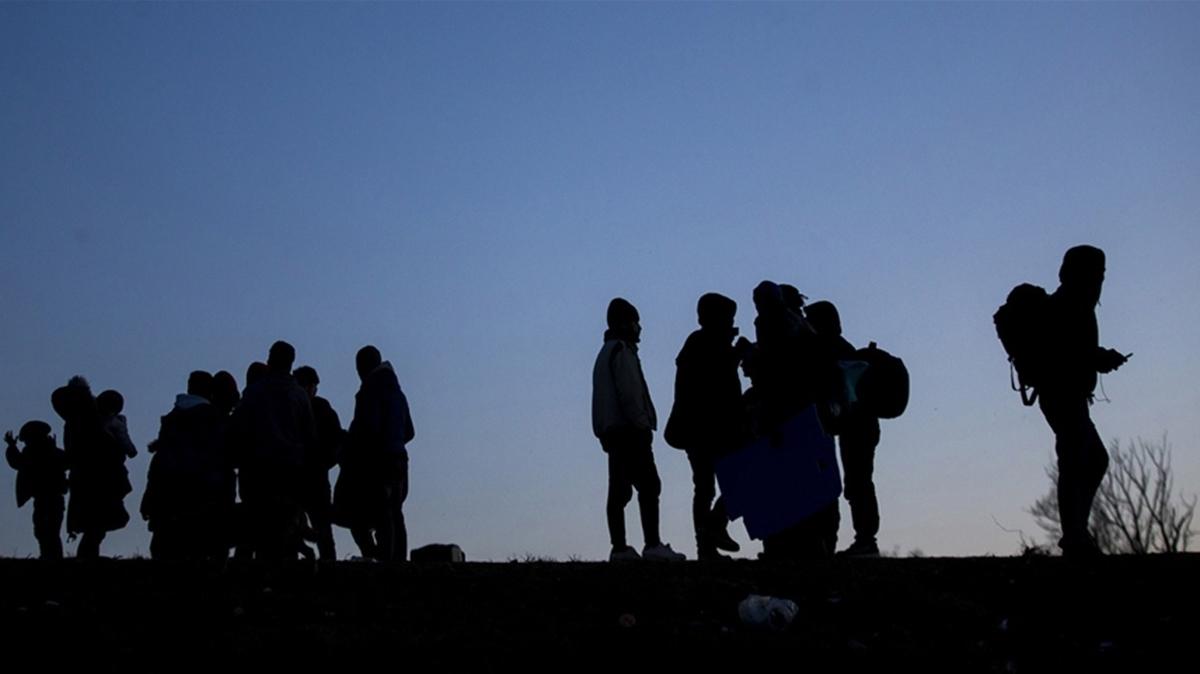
[142,392,229,559]
[334,361,414,530]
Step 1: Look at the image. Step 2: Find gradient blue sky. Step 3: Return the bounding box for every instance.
[2,2,1198,559]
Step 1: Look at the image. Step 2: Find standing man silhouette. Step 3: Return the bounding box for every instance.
[1039,245,1129,557]
[592,298,685,562]
[664,293,746,560]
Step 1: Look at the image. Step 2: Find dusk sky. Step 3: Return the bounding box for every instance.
[2,2,1198,560]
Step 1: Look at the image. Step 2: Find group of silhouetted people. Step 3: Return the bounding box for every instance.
[593,281,890,562]
[6,245,1128,562]
[592,244,1127,562]
[6,341,415,562]
[4,378,139,559]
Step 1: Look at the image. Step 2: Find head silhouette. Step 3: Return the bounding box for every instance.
[780,284,807,313]
[293,365,319,397]
[212,370,240,413]
[18,420,52,445]
[51,376,94,421]
[245,361,268,390]
[697,293,736,331]
[187,370,214,401]
[96,390,124,417]
[1059,245,1106,306]
[356,345,382,381]
[753,281,783,315]
[805,301,842,338]
[267,341,296,375]
[606,297,641,343]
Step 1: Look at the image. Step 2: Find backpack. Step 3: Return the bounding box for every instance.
[851,342,909,419]
[993,283,1050,406]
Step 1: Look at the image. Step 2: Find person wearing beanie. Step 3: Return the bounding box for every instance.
[1039,245,1129,557]
[141,370,227,560]
[664,293,748,560]
[592,297,685,562]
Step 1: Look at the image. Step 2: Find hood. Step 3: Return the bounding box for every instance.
[174,393,211,411]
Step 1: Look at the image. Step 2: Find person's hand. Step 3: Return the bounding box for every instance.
[4,431,16,447]
[734,336,754,358]
[1097,348,1130,374]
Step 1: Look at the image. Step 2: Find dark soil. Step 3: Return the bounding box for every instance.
[1,555,1195,671]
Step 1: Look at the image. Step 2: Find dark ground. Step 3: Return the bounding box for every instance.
[1,555,1196,671]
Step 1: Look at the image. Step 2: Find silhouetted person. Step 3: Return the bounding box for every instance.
[209,370,240,557]
[212,370,241,417]
[142,371,230,560]
[244,361,268,395]
[750,283,841,560]
[748,281,809,430]
[779,284,809,334]
[592,298,685,562]
[5,421,68,559]
[1040,245,1129,557]
[293,365,342,561]
[51,376,131,559]
[97,390,138,460]
[335,346,415,562]
[665,293,748,560]
[227,342,316,560]
[808,300,882,557]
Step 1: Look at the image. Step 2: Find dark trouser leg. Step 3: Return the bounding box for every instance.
[821,500,841,556]
[633,448,663,548]
[840,419,881,546]
[149,527,182,561]
[205,504,233,560]
[33,496,64,560]
[605,445,634,549]
[306,476,336,561]
[1041,395,1109,550]
[77,530,105,559]
[250,497,301,561]
[712,497,730,536]
[604,430,661,549]
[687,450,717,552]
[351,528,377,559]
[377,458,409,562]
[312,519,335,561]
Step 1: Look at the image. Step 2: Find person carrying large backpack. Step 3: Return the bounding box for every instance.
[807,301,884,557]
[996,245,1129,557]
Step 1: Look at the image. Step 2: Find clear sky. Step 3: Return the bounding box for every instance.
[2,2,1198,560]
